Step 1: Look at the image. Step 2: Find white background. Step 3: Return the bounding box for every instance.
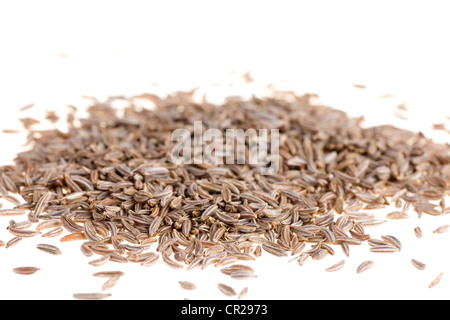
[0,0,450,300]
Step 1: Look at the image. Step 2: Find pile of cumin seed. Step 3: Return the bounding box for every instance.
[1,91,450,297]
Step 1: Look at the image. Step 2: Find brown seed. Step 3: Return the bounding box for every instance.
[218,283,236,297]
[414,227,423,238]
[162,253,183,269]
[238,287,248,299]
[386,211,409,220]
[60,214,83,233]
[368,238,390,247]
[311,249,329,261]
[88,254,110,267]
[7,227,40,238]
[358,219,387,227]
[34,191,53,217]
[381,235,402,250]
[340,243,350,257]
[356,260,374,274]
[9,220,32,229]
[102,276,121,291]
[19,103,34,111]
[36,244,62,255]
[73,293,111,300]
[0,209,27,216]
[108,253,128,264]
[432,123,446,131]
[0,89,450,285]
[411,259,426,270]
[148,216,162,237]
[140,253,159,267]
[221,264,255,275]
[428,273,444,289]
[93,271,125,278]
[60,233,87,242]
[298,253,311,266]
[13,267,40,275]
[1,195,22,206]
[229,271,258,280]
[215,256,238,268]
[369,246,400,254]
[179,281,197,290]
[325,260,345,272]
[261,243,288,257]
[42,227,64,238]
[1,173,18,193]
[6,237,22,248]
[433,224,450,234]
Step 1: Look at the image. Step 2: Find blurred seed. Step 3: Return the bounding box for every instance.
[411,259,426,270]
[414,227,423,238]
[230,271,258,280]
[179,281,197,290]
[93,271,125,279]
[238,287,248,299]
[218,283,236,297]
[433,225,450,234]
[73,293,111,300]
[13,267,40,275]
[428,273,444,289]
[325,260,345,272]
[102,276,121,291]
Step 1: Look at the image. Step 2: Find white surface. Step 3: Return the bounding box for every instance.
[0,0,450,300]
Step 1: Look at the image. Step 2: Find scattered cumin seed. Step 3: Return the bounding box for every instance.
[414,227,423,238]
[36,244,62,255]
[411,259,426,270]
[93,271,125,278]
[396,103,409,111]
[13,267,40,275]
[73,293,111,300]
[89,255,110,267]
[102,276,121,291]
[386,211,409,220]
[19,103,34,112]
[229,271,258,280]
[356,260,374,274]
[178,281,197,290]
[221,264,255,275]
[369,246,400,254]
[381,235,402,250]
[218,283,236,297]
[428,273,444,289]
[6,237,22,248]
[325,260,345,272]
[238,287,248,299]
[433,224,450,234]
